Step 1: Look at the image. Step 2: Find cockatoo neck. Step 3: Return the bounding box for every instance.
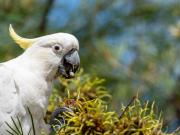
[15,51,58,82]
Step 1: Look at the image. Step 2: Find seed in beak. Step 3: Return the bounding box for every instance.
[69,71,75,77]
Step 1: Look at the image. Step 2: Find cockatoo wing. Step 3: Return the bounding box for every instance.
[0,64,19,132]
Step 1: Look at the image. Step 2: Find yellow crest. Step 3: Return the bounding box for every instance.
[9,24,36,49]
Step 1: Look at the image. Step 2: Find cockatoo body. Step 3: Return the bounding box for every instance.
[0,25,80,135]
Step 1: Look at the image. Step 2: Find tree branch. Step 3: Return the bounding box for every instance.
[39,0,55,33]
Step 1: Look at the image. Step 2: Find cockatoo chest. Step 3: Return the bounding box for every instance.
[13,69,52,118]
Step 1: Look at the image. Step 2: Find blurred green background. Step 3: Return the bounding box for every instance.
[0,0,179,132]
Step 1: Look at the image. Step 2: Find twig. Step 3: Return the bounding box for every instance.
[173,126,180,134]
[39,0,55,33]
[119,96,137,119]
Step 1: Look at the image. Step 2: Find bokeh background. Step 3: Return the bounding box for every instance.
[0,0,179,132]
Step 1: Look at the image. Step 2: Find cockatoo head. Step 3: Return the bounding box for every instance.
[9,25,80,79]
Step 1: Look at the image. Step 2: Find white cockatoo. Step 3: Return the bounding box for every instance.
[0,25,80,135]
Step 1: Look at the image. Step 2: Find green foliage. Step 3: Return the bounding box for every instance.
[46,70,111,122]
[59,69,111,100]
[47,72,178,135]
[5,107,36,135]
[116,100,163,135]
[57,98,116,135]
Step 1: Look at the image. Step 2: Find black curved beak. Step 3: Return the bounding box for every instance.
[58,49,80,79]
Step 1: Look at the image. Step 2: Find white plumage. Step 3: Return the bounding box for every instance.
[0,25,80,135]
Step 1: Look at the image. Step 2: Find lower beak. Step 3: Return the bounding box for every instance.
[58,49,80,78]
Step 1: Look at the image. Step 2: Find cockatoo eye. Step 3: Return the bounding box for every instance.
[52,44,62,54]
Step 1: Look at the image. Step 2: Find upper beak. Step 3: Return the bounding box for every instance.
[59,49,80,78]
